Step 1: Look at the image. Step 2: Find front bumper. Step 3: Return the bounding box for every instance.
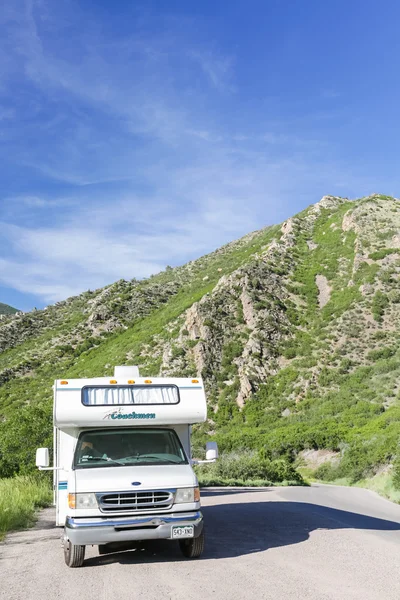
[65,511,203,546]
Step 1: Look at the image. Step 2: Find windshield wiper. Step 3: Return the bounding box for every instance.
[79,456,125,466]
[136,454,180,464]
[117,454,177,464]
[105,457,126,466]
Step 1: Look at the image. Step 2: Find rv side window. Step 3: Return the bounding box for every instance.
[82,385,179,406]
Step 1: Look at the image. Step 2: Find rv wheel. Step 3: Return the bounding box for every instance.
[179,529,205,559]
[64,539,86,567]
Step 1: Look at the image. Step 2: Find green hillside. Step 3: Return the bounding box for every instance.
[0,303,18,316]
[1,194,400,495]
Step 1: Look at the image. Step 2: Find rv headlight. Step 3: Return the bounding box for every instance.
[175,487,200,504]
[68,493,98,509]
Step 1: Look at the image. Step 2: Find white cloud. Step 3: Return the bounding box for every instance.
[0,1,397,309]
[190,50,234,92]
[185,129,223,143]
[0,188,259,302]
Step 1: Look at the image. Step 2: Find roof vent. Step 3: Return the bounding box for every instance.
[114,365,140,379]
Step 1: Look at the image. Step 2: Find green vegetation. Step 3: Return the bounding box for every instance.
[0,475,52,539]
[1,193,400,511]
[372,291,389,322]
[369,248,399,260]
[195,451,305,487]
[292,202,356,320]
[0,401,52,478]
[0,302,18,315]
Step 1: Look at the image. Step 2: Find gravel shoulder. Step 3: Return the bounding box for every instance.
[1,485,400,600]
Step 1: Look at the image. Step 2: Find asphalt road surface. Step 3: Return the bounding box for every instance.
[1,484,400,600]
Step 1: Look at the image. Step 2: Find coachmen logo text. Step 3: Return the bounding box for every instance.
[103,408,156,420]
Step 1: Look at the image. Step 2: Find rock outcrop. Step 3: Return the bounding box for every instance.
[1,193,400,438]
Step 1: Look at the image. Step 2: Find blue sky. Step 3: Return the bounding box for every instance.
[1,0,400,311]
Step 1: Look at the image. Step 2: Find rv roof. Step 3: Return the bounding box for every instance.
[55,376,203,389]
[53,377,207,428]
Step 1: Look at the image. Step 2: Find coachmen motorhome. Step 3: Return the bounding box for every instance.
[36,366,218,568]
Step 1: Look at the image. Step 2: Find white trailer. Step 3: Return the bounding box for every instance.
[36,366,217,567]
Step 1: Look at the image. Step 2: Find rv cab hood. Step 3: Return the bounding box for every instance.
[74,464,197,493]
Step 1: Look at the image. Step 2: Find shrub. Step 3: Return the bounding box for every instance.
[372,291,389,322]
[367,346,396,361]
[283,346,296,359]
[393,457,400,491]
[195,451,304,485]
[221,341,243,367]
[388,290,400,303]
[171,345,186,359]
[369,249,398,260]
[339,358,353,374]
[0,401,53,478]
[187,339,199,349]
[314,462,342,481]
[318,367,342,387]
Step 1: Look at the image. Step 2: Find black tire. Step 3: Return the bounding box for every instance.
[64,539,85,567]
[179,529,205,558]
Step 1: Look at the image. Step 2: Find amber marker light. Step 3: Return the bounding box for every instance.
[127,380,135,384]
[144,379,152,384]
[68,493,76,509]
[60,381,68,385]
[191,379,199,384]
[109,380,117,384]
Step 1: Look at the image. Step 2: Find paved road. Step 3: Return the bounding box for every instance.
[1,484,400,600]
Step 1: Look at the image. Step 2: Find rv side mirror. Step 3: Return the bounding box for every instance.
[205,441,218,461]
[36,448,50,468]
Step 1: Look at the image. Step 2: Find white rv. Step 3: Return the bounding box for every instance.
[36,366,217,568]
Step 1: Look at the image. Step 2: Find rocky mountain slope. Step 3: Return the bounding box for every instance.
[1,194,400,488]
[0,303,18,316]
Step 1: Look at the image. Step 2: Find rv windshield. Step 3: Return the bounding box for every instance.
[74,428,188,469]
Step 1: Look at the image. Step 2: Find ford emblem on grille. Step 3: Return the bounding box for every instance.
[131,481,141,486]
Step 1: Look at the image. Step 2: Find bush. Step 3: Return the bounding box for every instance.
[367,346,396,361]
[318,367,342,386]
[369,249,398,260]
[372,291,389,322]
[393,457,400,491]
[221,341,243,367]
[171,345,186,359]
[187,339,199,349]
[314,462,342,481]
[195,451,304,486]
[0,401,53,478]
[388,290,400,303]
[283,346,296,359]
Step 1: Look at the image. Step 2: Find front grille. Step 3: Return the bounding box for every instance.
[97,490,173,513]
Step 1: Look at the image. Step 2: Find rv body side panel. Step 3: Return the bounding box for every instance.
[53,426,58,506]
[173,424,191,459]
[56,428,78,527]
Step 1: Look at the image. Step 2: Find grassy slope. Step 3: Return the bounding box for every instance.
[211,197,400,498]
[1,195,400,500]
[0,303,18,315]
[0,475,52,539]
[0,224,280,476]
